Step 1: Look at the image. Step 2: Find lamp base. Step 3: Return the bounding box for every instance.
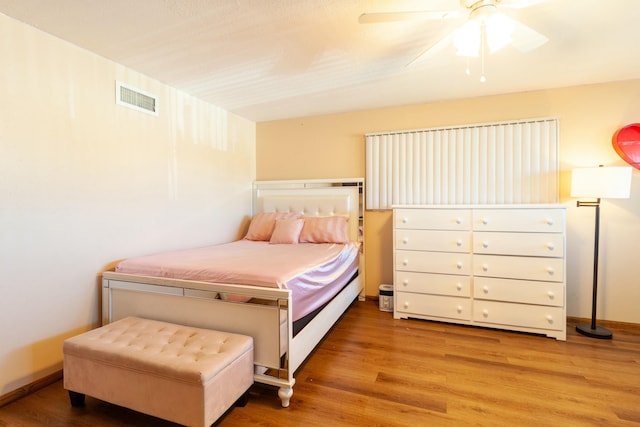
[576,323,612,339]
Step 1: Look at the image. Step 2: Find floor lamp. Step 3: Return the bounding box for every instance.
[570,166,632,339]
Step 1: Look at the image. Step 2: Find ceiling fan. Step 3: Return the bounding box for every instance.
[359,0,548,79]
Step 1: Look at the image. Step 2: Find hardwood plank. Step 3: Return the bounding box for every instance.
[1,301,639,426]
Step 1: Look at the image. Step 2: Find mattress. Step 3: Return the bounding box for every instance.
[115,240,359,321]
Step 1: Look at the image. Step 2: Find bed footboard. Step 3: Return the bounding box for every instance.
[102,271,362,407]
[102,273,293,391]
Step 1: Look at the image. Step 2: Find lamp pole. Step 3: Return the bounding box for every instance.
[575,198,612,339]
[571,165,633,339]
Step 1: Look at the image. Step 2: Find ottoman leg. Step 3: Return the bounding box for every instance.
[68,390,86,407]
[235,389,250,407]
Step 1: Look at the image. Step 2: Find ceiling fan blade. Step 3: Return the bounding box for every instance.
[358,10,460,24]
[510,21,548,52]
[406,32,455,67]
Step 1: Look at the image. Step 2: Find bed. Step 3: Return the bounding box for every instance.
[101,178,365,407]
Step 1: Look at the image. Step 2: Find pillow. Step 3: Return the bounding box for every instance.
[244,212,299,241]
[270,218,304,244]
[299,216,349,244]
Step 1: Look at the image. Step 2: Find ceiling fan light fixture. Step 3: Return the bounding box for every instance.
[455,2,515,57]
[485,13,515,53]
[454,20,481,57]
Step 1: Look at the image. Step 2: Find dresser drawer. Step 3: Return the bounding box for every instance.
[474,254,563,282]
[396,292,471,321]
[472,208,564,233]
[395,208,470,231]
[474,277,564,307]
[473,232,564,257]
[392,205,567,340]
[395,271,471,297]
[473,300,564,331]
[395,229,471,252]
[396,250,471,275]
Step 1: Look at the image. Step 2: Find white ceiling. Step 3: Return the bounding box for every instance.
[1,0,639,122]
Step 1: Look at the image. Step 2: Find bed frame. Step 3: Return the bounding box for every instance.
[101,178,364,407]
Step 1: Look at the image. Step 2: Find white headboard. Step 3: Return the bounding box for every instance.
[253,179,364,244]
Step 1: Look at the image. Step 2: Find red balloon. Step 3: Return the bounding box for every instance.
[613,123,640,170]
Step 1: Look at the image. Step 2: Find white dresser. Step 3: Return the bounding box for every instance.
[393,205,566,340]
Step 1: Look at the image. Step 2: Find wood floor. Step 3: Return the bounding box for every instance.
[2,300,640,426]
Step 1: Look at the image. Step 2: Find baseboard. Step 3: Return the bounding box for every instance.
[365,298,640,331]
[0,370,63,408]
[566,317,640,331]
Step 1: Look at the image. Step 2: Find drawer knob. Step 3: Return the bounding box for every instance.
[482,241,489,249]
[483,286,489,294]
[546,218,554,226]
[546,315,554,323]
[456,261,463,270]
[456,283,463,291]
[546,243,555,251]
[401,217,408,224]
[403,279,409,286]
[403,259,409,266]
[547,291,555,299]
[457,305,463,314]
[482,264,489,272]
[455,217,462,225]
[402,238,409,244]
[482,309,489,318]
[404,302,409,309]
[481,218,488,225]
[546,267,555,275]
[456,239,463,247]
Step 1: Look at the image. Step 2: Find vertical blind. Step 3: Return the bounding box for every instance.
[365,118,559,209]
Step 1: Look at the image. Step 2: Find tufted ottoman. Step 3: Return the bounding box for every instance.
[63,317,254,427]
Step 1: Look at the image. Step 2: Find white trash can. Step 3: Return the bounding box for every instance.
[379,284,393,312]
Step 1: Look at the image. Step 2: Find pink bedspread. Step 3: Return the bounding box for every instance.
[115,240,359,320]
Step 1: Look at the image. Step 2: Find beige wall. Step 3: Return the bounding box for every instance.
[0,14,256,396]
[257,80,640,324]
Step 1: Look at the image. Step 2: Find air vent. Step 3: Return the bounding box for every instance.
[115,81,158,115]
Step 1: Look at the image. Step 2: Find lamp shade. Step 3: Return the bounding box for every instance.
[571,166,632,199]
